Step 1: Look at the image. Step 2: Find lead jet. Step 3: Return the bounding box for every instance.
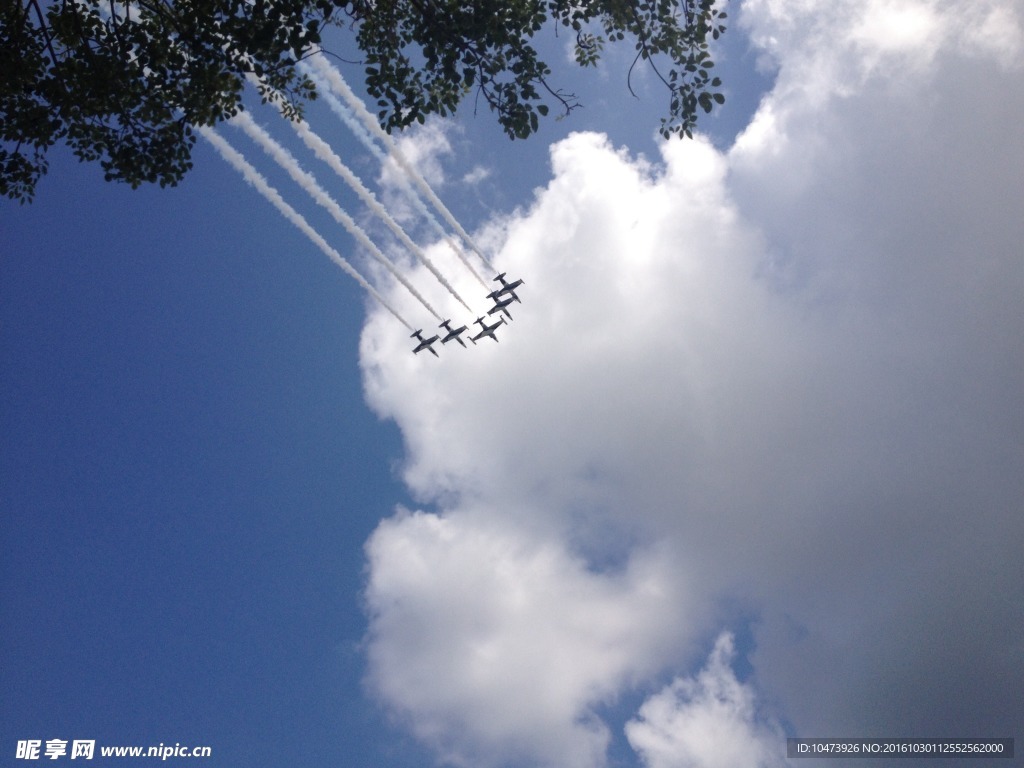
[411,329,440,357]
[438,319,469,347]
[487,294,516,320]
[492,273,524,302]
[470,316,505,344]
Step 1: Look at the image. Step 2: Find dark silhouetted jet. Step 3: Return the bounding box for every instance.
[438,319,469,347]
[411,329,440,357]
[486,295,515,320]
[491,273,524,303]
[470,316,505,344]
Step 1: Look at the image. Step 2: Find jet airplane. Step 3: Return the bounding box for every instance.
[411,329,440,357]
[470,316,505,344]
[487,295,516,320]
[492,273,524,302]
[438,319,469,347]
[486,286,522,304]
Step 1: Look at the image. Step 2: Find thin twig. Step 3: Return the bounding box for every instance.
[27,0,61,67]
[626,48,641,98]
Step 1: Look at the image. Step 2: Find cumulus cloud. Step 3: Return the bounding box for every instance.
[364,511,692,768]
[357,0,1024,765]
[626,634,785,768]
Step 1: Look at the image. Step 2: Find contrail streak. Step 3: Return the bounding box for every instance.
[300,64,487,289]
[287,118,474,314]
[308,57,495,281]
[231,111,442,321]
[198,126,412,329]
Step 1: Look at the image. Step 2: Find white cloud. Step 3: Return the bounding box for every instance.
[358,0,1024,765]
[462,165,491,186]
[380,119,454,190]
[364,510,693,768]
[847,0,946,71]
[626,634,786,768]
[957,1,1024,67]
[376,119,458,226]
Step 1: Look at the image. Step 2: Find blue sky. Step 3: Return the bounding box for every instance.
[2,122,411,764]
[3,2,1023,767]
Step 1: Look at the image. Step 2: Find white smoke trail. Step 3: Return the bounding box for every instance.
[307,57,496,279]
[299,64,488,289]
[197,126,412,330]
[231,111,442,322]
[288,118,474,314]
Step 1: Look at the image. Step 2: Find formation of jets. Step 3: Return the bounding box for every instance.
[411,273,524,356]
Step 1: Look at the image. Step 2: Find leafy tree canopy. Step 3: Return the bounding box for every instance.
[2,0,726,203]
